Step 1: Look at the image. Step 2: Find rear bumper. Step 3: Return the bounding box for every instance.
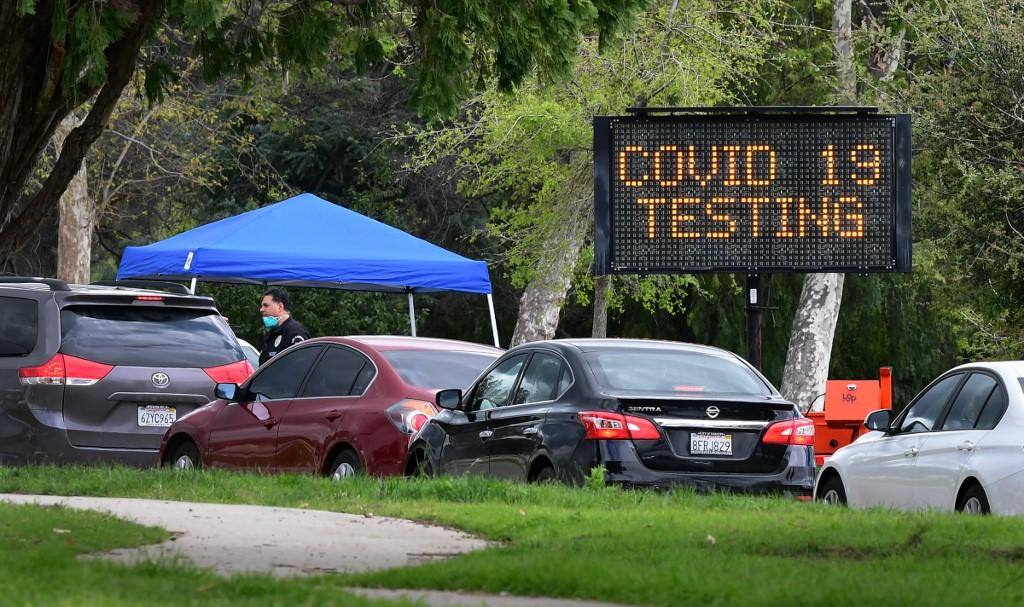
[596,440,815,495]
[0,405,159,467]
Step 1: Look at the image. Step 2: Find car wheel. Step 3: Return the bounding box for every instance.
[329,450,362,481]
[817,475,847,506]
[957,484,991,515]
[532,465,557,484]
[410,448,434,478]
[169,440,202,471]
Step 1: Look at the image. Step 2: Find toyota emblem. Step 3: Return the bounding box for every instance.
[151,372,170,388]
[705,406,720,419]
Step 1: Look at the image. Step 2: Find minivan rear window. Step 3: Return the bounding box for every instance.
[0,296,38,356]
[60,306,244,367]
[583,349,771,395]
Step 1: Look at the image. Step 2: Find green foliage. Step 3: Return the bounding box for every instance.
[417,0,776,316]
[584,463,607,490]
[15,0,36,17]
[58,2,136,97]
[20,0,650,122]
[411,0,648,116]
[887,0,1024,359]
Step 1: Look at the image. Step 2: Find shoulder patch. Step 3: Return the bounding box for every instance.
[291,335,305,344]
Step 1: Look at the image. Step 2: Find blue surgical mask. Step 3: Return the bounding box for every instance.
[262,316,279,329]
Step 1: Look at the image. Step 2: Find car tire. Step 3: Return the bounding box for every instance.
[956,483,991,515]
[532,465,557,484]
[409,448,434,478]
[328,450,363,481]
[817,475,847,506]
[168,440,202,471]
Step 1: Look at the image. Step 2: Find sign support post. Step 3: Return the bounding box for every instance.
[746,274,764,371]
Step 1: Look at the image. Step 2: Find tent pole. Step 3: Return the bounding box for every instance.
[407,291,417,337]
[487,293,499,348]
[189,277,198,295]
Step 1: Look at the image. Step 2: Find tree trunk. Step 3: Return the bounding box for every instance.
[53,113,95,284]
[780,0,855,412]
[781,273,845,410]
[511,178,591,346]
[592,275,610,338]
[0,1,162,258]
[510,222,587,345]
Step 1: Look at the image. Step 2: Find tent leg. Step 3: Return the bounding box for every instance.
[189,277,198,295]
[487,293,499,348]
[408,291,417,337]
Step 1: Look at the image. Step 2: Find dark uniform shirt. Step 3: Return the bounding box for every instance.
[259,317,310,365]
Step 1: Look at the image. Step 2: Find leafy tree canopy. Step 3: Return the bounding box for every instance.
[1,0,648,258]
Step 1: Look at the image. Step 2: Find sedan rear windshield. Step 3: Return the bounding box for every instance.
[60,306,244,368]
[382,350,498,390]
[583,349,771,395]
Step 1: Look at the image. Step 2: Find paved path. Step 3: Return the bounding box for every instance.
[0,494,486,577]
[0,494,627,607]
[347,588,628,607]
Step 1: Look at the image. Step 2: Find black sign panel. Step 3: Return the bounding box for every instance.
[593,112,912,274]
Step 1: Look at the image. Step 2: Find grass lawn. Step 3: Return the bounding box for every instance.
[2,466,1023,606]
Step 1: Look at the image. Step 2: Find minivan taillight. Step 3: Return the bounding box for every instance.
[578,411,662,440]
[762,418,815,446]
[18,354,113,386]
[386,399,438,434]
[203,360,254,384]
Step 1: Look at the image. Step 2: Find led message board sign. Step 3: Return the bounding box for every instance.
[593,111,912,274]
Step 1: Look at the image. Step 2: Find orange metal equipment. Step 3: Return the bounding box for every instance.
[806,367,893,466]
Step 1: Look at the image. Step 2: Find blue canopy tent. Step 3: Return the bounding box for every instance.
[117,193,499,346]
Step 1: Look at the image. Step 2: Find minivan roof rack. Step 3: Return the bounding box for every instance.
[91,279,192,295]
[0,276,71,291]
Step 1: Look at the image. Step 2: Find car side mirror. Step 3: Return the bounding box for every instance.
[864,409,893,432]
[436,389,462,410]
[215,383,239,402]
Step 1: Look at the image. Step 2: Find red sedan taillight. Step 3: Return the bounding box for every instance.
[386,399,438,434]
[578,411,662,440]
[762,418,815,446]
[203,360,254,384]
[19,353,113,386]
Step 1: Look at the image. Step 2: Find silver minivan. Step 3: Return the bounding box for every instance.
[0,277,250,466]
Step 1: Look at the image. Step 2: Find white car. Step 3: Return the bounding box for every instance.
[815,362,1024,515]
[236,338,261,371]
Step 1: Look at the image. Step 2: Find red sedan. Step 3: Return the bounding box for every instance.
[159,336,501,478]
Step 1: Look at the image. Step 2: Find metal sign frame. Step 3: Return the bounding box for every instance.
[593,108,912,275]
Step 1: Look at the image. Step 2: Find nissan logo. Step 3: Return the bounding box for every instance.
[706,406,720,419]
[151,372,170,388]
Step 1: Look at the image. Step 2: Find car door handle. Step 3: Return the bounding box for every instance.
[262,418,278,429]
[325,410,342,422]
[478,430,494,439]
[904,447,919,457]
[957,441,975,452]
[522,427,539,436]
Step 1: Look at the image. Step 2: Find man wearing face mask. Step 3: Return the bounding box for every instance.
[258,288,311,366]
